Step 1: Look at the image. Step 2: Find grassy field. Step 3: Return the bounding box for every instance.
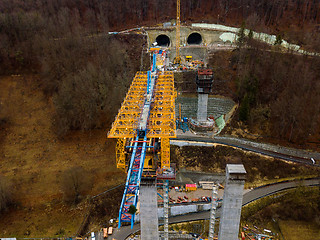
[279,220,320,240]
[0,75,125,237]
[241,186,320,240]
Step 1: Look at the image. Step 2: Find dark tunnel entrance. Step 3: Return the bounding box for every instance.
[187,32,202,45]
[155,34,170,47]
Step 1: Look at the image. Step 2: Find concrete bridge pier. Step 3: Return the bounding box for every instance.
[218,164,246,240]
[197,93,208,122]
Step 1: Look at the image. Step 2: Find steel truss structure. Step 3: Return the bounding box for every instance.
[107,52,176,229]
[108,72,176,139]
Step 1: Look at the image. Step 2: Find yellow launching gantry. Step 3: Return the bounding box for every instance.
[108,52,176,175]
[108,51,176,228]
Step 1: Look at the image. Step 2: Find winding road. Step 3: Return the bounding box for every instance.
[174,135,320,167]
[111,178,320,240]
[110,135,320,239]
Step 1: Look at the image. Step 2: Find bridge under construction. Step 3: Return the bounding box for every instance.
[107,50,176,239]
[107,1,245,239]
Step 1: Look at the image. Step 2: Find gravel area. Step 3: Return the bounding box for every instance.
[168,188,224,202]
[157,170,226,203]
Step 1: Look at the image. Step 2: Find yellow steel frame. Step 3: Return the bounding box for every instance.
[108,72,148,138]
[116,138,126,171]
[147,71,176,138]
[108,71,176,171]
[161,138,170,169]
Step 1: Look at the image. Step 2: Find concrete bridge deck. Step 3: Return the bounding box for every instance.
[140,185,159,240]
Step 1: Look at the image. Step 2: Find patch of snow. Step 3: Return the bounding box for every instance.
[219,32,238,43]
[192,23,319,56]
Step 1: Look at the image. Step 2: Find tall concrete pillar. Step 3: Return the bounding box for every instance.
[197,93,208,122]
[140,185,159,240]
[196,69,213,122]
[218,164,246,240]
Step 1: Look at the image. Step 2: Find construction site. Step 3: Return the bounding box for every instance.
[90,0,320,239]
[106,53,245,240]
[1,1,320,240]
[105,1,253,239]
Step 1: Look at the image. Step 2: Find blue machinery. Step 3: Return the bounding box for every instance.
[176,117,189,133]
[118,134,147,228]
[108,51,176,229]
[118,54,157,228]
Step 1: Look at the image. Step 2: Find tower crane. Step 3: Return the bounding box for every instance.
[173,0,181,65]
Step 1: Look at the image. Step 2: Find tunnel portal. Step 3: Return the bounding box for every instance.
[155,34,170,47]
[187,32,202,45]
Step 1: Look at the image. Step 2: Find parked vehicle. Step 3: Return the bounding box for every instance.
[108,227,113,235]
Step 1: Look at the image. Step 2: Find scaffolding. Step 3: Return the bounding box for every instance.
[108,72,148,138]
[208,185,218,240]
[163,180,169,240]
[116,138,126,171]
[108,71,176,139]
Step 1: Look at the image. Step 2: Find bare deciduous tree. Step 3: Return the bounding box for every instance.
[61,166,93,204]
[0,175,13,212]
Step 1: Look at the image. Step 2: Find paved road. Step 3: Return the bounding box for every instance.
[174,135,320,167]
[110,178,320,240]
[242,178,320,205]
[111,135,320,239]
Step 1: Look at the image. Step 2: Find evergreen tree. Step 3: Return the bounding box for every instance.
[239,94,250,122]
[237,22,246,48]
[275,34,282,45]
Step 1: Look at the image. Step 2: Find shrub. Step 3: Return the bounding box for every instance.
[128,205,137,215]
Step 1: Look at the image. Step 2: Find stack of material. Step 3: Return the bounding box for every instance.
[199,181,215,190]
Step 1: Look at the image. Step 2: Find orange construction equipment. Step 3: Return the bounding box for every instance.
[186,184,197,191]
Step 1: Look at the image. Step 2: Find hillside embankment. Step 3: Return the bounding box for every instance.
[0,75,126,237]
[208,47,320,151]
[0,32,146,237]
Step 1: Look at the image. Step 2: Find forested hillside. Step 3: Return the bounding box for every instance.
[209,37,320,147]
[0,1,148,135]
[1,0,319,46]
[0,0,319,140]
